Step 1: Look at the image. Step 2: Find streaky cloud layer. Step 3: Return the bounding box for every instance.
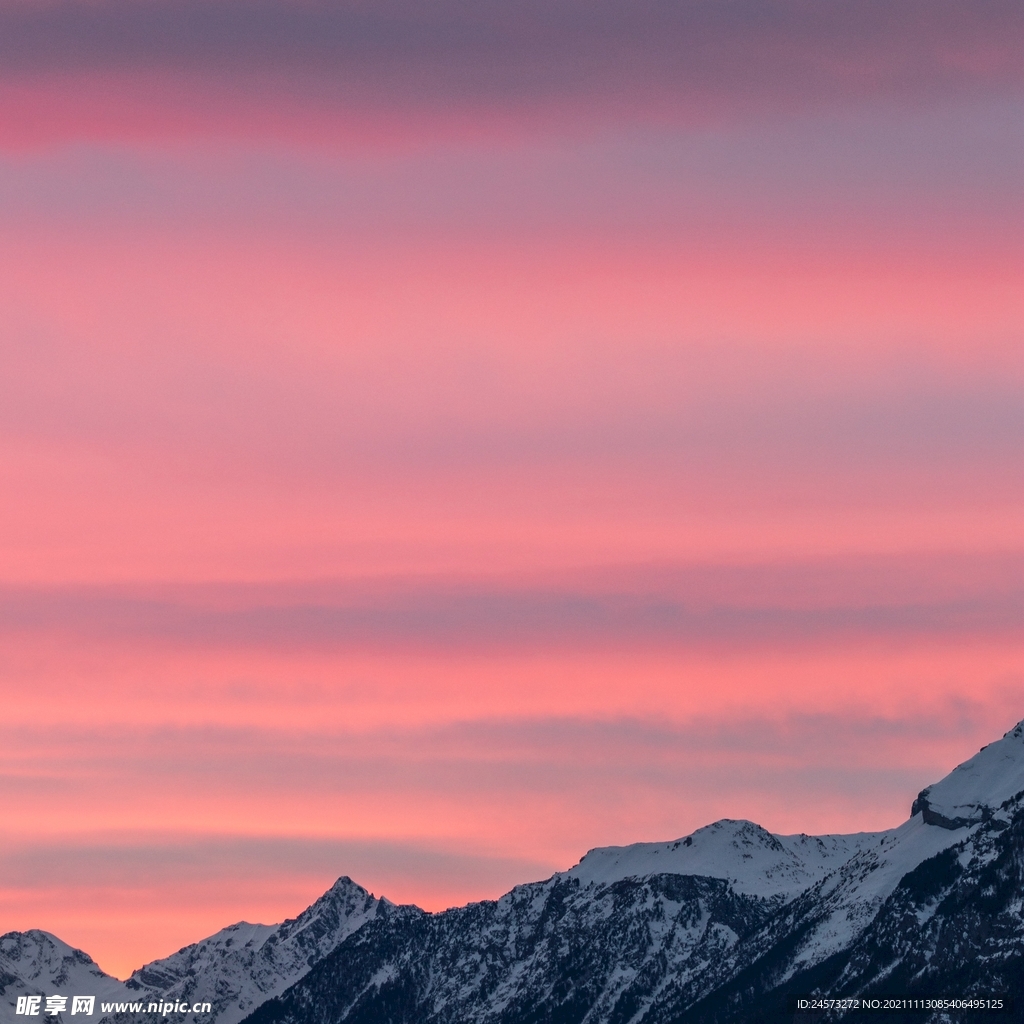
[0,0,1021,982]
[1,0,1022,146]
[1,552,1022,652]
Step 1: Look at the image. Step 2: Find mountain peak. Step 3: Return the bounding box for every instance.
[567,817,880,898]
[0,930,127,1004]
[125,876,384,1024]
[322,876,372,899]
[911,717,1024,829]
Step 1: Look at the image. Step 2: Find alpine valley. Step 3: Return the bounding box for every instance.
[4,721,1024,1024]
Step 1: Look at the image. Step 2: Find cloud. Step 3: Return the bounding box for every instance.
[1,0,1021,145]
[0,833,555,900]
[0,702,1012,816]
[0,553,1020,653]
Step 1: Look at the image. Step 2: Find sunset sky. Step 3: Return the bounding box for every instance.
[0,0,1022,980]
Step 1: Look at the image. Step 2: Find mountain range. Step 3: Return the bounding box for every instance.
[3,719,1023,1024]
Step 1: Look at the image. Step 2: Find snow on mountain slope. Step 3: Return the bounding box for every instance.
[570,719,1024,904]
[817,790,1024,1008]
[0,931,131,1019]
[543,814,971,1020]
[125,877,384,1024]
[568,818,883,898]
[236,812,993,1024]
[780,811,973,972]
[911,718,1024,828]
[0,880,385,1024]
[241,872,771,1024]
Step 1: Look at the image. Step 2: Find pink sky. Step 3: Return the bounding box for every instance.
[0,0,1021,980]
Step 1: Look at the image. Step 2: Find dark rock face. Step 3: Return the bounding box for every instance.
[242,802,1024,1024]
[244,875,779,1024]
[911,787,990,831]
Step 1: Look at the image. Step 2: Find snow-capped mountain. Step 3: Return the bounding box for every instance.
[567,818,884,898]
[1,879,386,1024]
[911,719,1024,829]
[0,931,130,1013]
[236,814,978,1024]
[123,877,385,1024]
[3,719,1023,1024]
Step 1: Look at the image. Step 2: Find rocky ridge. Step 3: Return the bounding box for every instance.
[1,878,385,1024]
